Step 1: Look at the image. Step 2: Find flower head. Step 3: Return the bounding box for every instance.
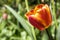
[25,4,52,31]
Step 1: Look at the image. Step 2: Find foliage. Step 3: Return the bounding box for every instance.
[0,0,60,40]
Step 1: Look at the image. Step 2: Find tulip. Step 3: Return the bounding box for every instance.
[25,4,52,31]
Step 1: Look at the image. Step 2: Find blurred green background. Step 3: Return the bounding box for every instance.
[0,0,60,40]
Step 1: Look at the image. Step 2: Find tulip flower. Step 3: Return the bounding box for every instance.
[25,4,52,31]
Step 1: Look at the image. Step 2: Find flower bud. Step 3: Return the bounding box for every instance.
[2,13,8,20]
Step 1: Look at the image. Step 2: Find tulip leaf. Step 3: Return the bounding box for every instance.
[5,5,34,40]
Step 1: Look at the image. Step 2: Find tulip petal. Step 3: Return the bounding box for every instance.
[25,9,35,18]
[35,4,52,27]
[34,4,44,12]
[28,16,45,30]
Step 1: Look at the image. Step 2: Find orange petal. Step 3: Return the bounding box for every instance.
[25,9,35,19]
[34,4,44,13]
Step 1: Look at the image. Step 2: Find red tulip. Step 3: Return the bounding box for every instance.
[25,4,52,31]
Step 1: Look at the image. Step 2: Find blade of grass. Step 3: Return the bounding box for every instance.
[25,0,29,11]
[51,0,58,40]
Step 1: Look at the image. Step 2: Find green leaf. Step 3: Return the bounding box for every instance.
[42,31,48,40]
[0,20,6,30]
[57,23,60,40]
[5,5,33,40]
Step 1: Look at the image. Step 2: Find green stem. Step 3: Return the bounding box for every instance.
[37,0,40,4]
[52,0,58,28]
[31,27,36,40]
[25,0,29,12]
[25,0,36,40]
[46,29,54,40]
[51,0,58,40]
[54,0,57,40]
[16,0,20,6]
